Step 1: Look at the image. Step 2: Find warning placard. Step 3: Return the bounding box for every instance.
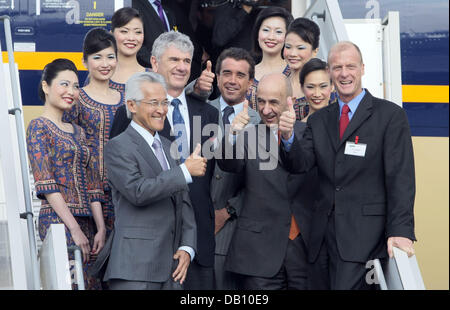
[79,11,109,27]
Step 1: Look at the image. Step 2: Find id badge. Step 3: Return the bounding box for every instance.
[344,141,367,157]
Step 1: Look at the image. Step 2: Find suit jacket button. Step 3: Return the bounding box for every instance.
[216,174,221,180]
[336,186,342,191]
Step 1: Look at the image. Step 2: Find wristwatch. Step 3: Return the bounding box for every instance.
[226,205,237,221]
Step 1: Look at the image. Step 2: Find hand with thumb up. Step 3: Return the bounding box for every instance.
[185,143,207,177]
[230,100,250,135]
[279,96,296,140]
[194,60,215,95]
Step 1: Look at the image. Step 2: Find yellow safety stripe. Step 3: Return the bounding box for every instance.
[402,85,449,103]
[2,51,86,71]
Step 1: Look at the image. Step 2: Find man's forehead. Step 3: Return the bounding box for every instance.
[222,58,249,69]
[329,47,362,65]
[257,87,285,102]
[258,77,285,95]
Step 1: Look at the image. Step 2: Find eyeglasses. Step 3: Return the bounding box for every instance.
[135,99,170,108]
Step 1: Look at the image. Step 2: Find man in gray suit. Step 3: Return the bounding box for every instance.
[102,71,207,290]
[209,48,260,289]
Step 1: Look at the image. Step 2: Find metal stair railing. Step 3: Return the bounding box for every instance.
[0,14,40,290]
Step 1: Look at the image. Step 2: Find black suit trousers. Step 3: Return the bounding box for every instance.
[240,234,308,290]
[183,260,215,290]
[309,210,380,290]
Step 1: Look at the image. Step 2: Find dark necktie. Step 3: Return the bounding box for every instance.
[153,0,169,31]
[339,104,350,140]
[223,106,234,125]
[171,98,189,162]
[152,138,168,171]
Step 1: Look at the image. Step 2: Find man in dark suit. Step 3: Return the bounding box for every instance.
[100,71,207,289]
[132,0,176,68]
[212,2,258,54]
[208,47,260,289]
[132,0,203,81]
[136,31,218,290]
[216,73,312,290]
[279,41,416,290]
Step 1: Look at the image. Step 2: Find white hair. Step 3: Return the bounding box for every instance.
[151,30,194,61]
[125,71,167,119]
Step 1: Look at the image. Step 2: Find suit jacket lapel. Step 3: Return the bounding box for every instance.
[338,92,373,149]
[210,98,225,133]
[145,0,167,33]
[159,118,175,142]
[257,122,279,165]
[324,102,340,152]
[161,136,178,169]
[160,137,178,211]
[249,108,260,125]
[164,8,176,31]
[127,126,163,175]
[187,99,203,154]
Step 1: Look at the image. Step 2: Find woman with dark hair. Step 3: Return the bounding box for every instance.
[27,58,105,290]
[109,7,148,93]
[64,27,123,240]
[283,17,330,120]
[299,58,336,123]
[246,6,293,109]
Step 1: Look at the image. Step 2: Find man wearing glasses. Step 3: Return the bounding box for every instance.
[99,71,207,290]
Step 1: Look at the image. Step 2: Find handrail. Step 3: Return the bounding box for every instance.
[67,246,85,290]
[0,15,41,290]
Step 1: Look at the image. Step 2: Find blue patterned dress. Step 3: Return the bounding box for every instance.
[63,88,124,239]
[108,79,125,93]
[26,117,103,290]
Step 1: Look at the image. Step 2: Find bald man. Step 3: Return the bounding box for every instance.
[216,73,315,290]
[280,42,416,290]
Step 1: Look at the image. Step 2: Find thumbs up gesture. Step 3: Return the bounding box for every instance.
[279,97,296,140]
[194,60,215,95]
[230,100,250,134]
[185,143,207,177]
